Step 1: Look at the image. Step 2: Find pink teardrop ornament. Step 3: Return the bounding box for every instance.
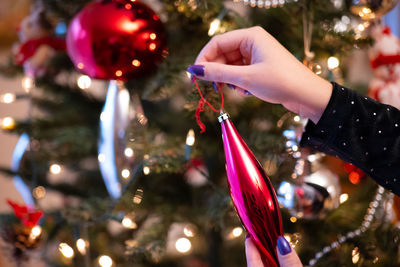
[219,112,283,267]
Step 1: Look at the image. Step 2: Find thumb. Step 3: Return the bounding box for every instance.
[245,235,264,267]
[276,236,303,267]
[187,63,251,89]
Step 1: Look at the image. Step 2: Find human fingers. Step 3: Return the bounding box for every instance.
[245,235,264,267]
[187,62,253,88]
[276,236,303,267]
[194,27,257,64]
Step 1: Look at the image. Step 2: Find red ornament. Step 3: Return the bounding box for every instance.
[344,162,365,184]
[7,200,43,228]
[218,113,283,267]
[66,0,167,80]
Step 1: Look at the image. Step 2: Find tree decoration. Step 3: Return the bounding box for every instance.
[66,0,167,80]
[219,112,283,267]
[350,0,399,20]
[13,9,65,77]
[1,200,43,263]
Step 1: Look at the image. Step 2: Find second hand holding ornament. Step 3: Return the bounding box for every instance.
[193,79,283,267]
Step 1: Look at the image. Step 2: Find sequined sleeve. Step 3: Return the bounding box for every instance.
[300,82,400,195]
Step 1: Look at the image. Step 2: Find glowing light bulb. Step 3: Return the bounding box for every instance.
[175,237,192,253]
[133,188,143,204]
[98,255,113,267]
[293,115,300,122]
[22,76,33,92]
[33,186,46,199]
[98,153,106,162]
[150,33,157,40]
[186,129,195,146]
[149,43,157,51]
[59,243,74,259]
[121,169,130,179]
[357,24,365,32]
[327,56,340,70]
[1,117,15,129]
[115,70,123,77]
[232,227,243,237]
[1,93,15,103]
[340,193,349,204]
[143,166,150,175]
[362,7,372,14]
[132,59,141,67]
[184,225,195,237]
[124,148,134,157]
[77,63,84,69]
[30,225,42,239]
[77,75,91,89]
[208,18,221,36]
[122,216,137,229]
[290,216,297,223]
[50,164,62,174]
[76,238,87,255]
[352,247,360,264]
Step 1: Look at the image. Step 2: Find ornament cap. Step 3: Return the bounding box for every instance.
[218,112,229,123]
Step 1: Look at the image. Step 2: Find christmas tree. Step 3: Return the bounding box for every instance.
[0,0,399,266]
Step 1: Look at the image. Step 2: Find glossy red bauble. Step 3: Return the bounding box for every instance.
[219,113,283,267]
[67,0,167,80]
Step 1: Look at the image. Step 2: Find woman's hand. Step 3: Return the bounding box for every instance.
[188,26,332,123]
[245,235,303,267]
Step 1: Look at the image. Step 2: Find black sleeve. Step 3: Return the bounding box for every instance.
[300,82,400,195]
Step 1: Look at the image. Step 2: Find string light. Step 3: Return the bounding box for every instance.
[232,227,243,237]
[133,188,144,204]
[122,216,137,229]
[175,237,192,253]
[208,18,221,36]
[132,59,141,67]
[76,238,88,255]
[22,76,33,92]
[327,56,340,70]
[29,225,42,239]
[33,186,46,199]
[183,225,196,237]
[121,169,130,179]
[352,247,360,264]
[186,129,195,146]
[293,115,300,122]
[98,255,113,267]
[77,75,92,89]
[143,166,150,175]
[59,243,74,259]
[0,93,15,104]
[283,233,291,243]
[124,147,134,157]
[339,193,349,204]
[1,117,15,129]
[308,187,386,266]
[290,216,297,223]
[50,164,62,174]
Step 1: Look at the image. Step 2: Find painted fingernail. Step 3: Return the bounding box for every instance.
[212,82,218,92]
[187,65,205,77]
[190,74,195,83]
[277,236,291,255]
[227,84,236,90]
[245,233,251,239]
[244,90,252,96]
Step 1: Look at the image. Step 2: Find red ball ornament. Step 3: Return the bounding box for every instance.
[66,0,167,80]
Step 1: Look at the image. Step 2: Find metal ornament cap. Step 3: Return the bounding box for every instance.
[219,113,283,267]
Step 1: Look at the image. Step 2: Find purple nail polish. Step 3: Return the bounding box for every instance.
[245,233,251,239]
[212,82,218,92]
[277,236,291,255]
[227,84,236,90]
[187,65,205,77]
[244,90,252,96]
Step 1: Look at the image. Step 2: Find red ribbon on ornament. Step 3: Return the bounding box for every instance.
[193,78,224,133]
[7,199,43,228]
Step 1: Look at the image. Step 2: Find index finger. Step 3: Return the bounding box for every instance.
[195,28,251,64]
